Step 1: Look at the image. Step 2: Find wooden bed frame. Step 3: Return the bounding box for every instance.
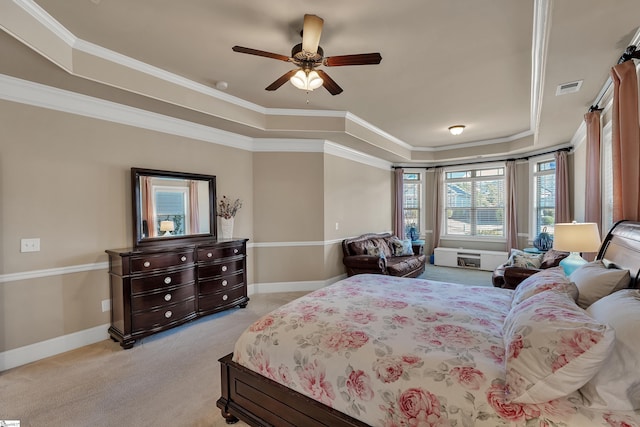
[217,220,640,426]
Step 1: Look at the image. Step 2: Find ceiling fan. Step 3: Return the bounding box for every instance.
[232,14,382,95]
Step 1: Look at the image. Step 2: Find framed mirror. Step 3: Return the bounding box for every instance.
[132,168,216,247]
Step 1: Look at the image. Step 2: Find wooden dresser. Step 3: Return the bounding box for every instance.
[106,239,248,348]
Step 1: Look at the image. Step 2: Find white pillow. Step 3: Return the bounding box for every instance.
[569,260,631,308]
[581,289,640,410]
[511,267,578,307]
[503,290,615,404]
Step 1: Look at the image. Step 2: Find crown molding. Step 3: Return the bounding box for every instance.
[0,73,392,172]
[2,0,551,162]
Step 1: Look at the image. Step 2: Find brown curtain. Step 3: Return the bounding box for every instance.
[394,168,405,238]
[554,150,571,223]
[432,168,443,249]
[584,110,602,261]
[611,60,640,222]
[189,181,200,234]
[505,161,518,250]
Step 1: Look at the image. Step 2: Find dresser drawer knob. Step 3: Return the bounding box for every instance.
[222,265,228,272]
[143,261,151,268]
[164,293,172,301]
[234,248,239,254]
[164,277,172,284]
[180,256,187,262]
[165,310,173,318]
[222,294,228,301]
[222,280,228,286]
[207,252,213,258]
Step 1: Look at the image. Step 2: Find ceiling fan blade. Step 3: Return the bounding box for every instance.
[324,53,382,67]
[316,70,343,95]
[232,46,291,62]
[265,69,299,91]
[302,14,324,54]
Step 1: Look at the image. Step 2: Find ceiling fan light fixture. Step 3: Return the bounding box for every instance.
[448,125,466,136]
[290,69,324,91]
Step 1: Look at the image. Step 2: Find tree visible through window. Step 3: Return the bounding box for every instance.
[443,167,505,237]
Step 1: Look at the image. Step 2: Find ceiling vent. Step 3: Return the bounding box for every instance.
[556,80,583,96]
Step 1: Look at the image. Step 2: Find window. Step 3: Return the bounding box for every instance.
[602,121,614,232]
[403,171,423,239]
[443,166,505,238]
[531,159,556,236]
[154,186,189,235]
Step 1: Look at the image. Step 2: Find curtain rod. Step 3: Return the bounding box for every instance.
[590,45,639,110]
[392,147,571,170]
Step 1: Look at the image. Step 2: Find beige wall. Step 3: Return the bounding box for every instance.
[0,97,395,354]
[0,99,253,352]
[250,151,393,288]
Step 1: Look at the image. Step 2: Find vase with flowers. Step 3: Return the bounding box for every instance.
[218,195,242,239]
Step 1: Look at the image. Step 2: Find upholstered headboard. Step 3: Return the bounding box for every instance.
[596,220,640,288]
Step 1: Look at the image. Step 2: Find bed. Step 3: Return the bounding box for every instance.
[218,220,640,426]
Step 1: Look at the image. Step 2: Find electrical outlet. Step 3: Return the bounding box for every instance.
[335,222,339,230]
[101,299,111,312]
[20,238,40,252]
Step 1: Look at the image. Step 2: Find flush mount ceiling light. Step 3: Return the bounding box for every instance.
[448,125,466,135]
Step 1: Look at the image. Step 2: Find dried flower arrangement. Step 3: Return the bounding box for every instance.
[217,196,242,219]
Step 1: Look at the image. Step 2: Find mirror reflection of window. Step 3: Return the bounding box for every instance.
[154,186,189,236]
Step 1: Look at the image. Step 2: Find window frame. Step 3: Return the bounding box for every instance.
[402,169,425,240]
[153,185,191,235]
[528,156,556,242]
[441,162,506,241]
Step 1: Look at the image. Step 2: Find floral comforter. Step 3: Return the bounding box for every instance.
[233,274,640,426]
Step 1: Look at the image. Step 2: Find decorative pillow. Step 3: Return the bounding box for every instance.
[367,245,383,257]
[502,290,615,404]
[389,237,405,256]
[511,267,577,307]
[400,239,414,256]
[581,289,640,410]
[507,249,544,268]
[569,260,631,308]
[388,237,414,256]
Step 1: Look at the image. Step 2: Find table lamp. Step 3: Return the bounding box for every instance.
[159,220,175,236]
[552,222,601,275]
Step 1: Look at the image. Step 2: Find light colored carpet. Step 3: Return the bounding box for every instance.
[0,266,492,427]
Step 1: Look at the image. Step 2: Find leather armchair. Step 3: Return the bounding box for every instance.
[492,249,569,289]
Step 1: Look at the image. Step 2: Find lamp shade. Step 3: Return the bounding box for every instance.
[553,222,601,253]
[160,220,175,232]
[290,69,323,91]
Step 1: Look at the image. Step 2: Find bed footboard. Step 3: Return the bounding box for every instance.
[217,353,368,427]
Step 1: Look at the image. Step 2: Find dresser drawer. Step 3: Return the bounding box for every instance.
[198,285,247,313]
[199,271,244,296]
[197,244,245,261]
[132,299,196,333]
[131,283,196,313]
[131,250,194,273]
[198,259,244,279]
[131,268,195,295]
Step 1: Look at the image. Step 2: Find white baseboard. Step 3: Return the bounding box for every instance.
[0,275,347,371]
[0,324,110,372]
